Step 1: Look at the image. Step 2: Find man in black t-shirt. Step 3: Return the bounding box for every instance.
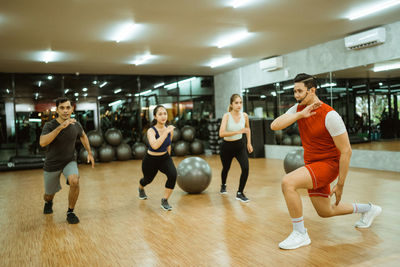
[40,97,94,224]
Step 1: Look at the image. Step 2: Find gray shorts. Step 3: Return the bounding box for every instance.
[44,161,79,195]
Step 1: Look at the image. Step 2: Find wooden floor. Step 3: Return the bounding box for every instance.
[352,140,400,151]
[0,155,399,266]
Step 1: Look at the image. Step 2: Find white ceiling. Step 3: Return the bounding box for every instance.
[1,0,400,75]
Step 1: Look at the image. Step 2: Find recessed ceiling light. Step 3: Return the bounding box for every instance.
[47,75,53,80]
[82,87,88,92]
[114,88,122,94]
[348,0,400,20]
[99,82,108,88]
[217,31,250,48]
[209,56,234,68]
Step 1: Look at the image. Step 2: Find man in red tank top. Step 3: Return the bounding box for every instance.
[271,73,381,250]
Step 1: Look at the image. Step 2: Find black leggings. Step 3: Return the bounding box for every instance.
[140,152,177,189]
[220,138,249,193]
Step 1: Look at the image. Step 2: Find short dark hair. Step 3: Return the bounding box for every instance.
[55,97,72,107]
[294,73,318,90]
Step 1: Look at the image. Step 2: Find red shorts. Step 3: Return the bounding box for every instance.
[305,159,339,198]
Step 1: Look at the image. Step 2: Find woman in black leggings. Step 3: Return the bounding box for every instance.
[138,105,177,211]
[219,94,253,202]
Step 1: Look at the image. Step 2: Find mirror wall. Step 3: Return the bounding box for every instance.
[243,63,400,152]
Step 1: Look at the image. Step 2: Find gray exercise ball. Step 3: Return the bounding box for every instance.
[78,147,98,163]
[105,128,122,146]
[99,145,115,162]
[87,131,104,148]
[282,135,292,145]
[291,135,301,146]
[181,125,195,142]
[116,143,132,161]
[177,157,212,194]
[283,149,305,174]
[132,142,147,159]
[174,140,189,156]
[172,127,181,142]
[190,139,204,155]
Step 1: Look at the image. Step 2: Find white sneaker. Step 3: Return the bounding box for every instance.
[279,230,311,250]
[355,204,382,228]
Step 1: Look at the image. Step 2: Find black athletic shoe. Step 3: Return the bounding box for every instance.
[67,212,80,224]
[236,192,250,203]
[161,198,172,211]
[43,202,53,214]
[220,184,227,194]
[138,187,147,200]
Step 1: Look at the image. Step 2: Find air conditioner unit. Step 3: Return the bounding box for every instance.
[259,56,283,71]
[344,27,386,50]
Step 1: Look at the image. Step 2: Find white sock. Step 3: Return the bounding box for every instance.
[352,203,371,214]
[292,216,305,233]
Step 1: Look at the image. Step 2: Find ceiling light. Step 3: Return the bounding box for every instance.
[6,89,10,93]
[217,31,250,48]
[99,82,108,88]
[210,56,234,68]
[38,81,42,87]
[373,62,400,72]
[379,82,383,86]
[178,77,196,85]
[232,0,252,8]
[64,89,69,93]
[113,23,136,43]
[139,90,152,96]
[83,93,88,97]
[133,54,153,65]
[82,87,88,92]
[47,75,53,80]
[108,100,123,107]
[92,80,98,85]
[260,95,266,98]
[114,88,122,94]
[321,82,337,88]
[165,82,177,90]
[283,84,294,90]
[271,92,277,96]
[97,96,102,100]
[74,93,79,96]
[154,82,165,88]
[43,51,56,63]
[348,0,400,20]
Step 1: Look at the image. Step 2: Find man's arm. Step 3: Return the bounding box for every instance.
[331,132,352,205]
[270,102,321,131]
[40,119,76,147]
[80,131,95,168]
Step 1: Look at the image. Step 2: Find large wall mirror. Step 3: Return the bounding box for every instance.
[243,60,400,152]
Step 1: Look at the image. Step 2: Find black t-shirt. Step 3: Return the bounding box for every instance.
[41,119,83,172]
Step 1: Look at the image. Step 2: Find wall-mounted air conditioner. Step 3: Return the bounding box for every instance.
[259,56,283,71]
[344,27,386,50]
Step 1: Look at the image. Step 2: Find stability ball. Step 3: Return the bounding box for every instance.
[172,127,181,142]
[87,131,104,148]
[177,157,212,194]
[174,140,189,156]
[291,135,301,146]
[275,130,283,144]
[181,126,195,142]
[283,149,305,174]
[132,142,147,159]
[190,140,204,155]
[105,128,122,146]
[116,143,132,161]
[78,147,98,163]
[98,145,115,162]
[282,135,292,145]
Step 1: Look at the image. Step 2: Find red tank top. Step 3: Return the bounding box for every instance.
[296,102,340,163]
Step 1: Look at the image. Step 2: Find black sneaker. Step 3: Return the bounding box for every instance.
[161,198,172,211]
[138,187,147,200]
[220,184,227,194]
[67,212,80,224]
[43,201,53,214]
[236,192,250,203]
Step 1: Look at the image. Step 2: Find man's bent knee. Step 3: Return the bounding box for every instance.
[68,175,79,187]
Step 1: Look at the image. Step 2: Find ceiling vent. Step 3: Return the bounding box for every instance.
[344,27,386,50]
